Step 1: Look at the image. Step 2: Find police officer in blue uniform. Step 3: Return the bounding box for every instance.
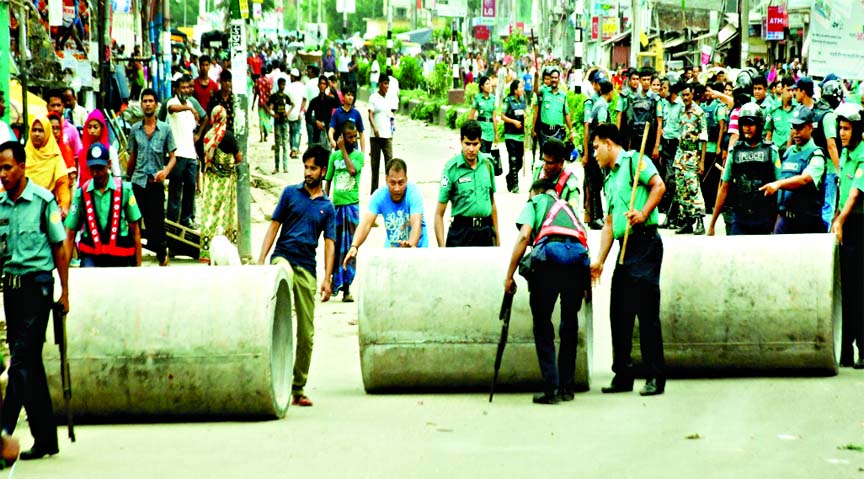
[0,141,69,460]
[504,178,591,404]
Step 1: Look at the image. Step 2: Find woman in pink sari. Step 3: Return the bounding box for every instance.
[79,109,121,184]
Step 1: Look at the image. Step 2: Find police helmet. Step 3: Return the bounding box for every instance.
[738,102,765,129]
[732,69,754,98]
[821,80,845,108]
[835,102,863,124]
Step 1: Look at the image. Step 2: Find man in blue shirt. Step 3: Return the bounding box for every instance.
[328,88,365,152]
[258,145,336,407]
[342,158,427,268]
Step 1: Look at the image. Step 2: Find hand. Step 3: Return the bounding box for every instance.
[494,136,500,145]
[343,246,357,269]
[532,130,536,139]
[504,277,517,294]
[697,161,705,176]
[316,121,325,130]
[257,257,266,265]
[372,128,380,138]
[154,169,168,183]
[721,150,728,163]
[514,120,522,130]
[707,224,715,236]
[624,209,646,226]
[59,290,70,314]
[590,261,603,285]
[652,146,660,160]
[759,181,780,196]
[319,278,332,302]
[832,219,843,244]
[396,241,413,248]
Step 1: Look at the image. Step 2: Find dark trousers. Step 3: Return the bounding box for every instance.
[773,215,825,234]
[658,138,678,215]
[505,139,524,192]
[134,182,168,262]
[729,214,776,235]
[840,213,864,363]
[528,242,589,394]
[609,231,665,383]
[2,273,58,451]
[445,222,494,247]
[369,137,393,194]
[80,253,136,267]
[584,153,605,222]
[481,140,493,155]
[167,157,197,226]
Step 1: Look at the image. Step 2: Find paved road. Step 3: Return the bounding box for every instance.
[16,107,864,478]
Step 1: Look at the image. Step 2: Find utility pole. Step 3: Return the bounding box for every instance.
[0,0,10,124]
[97,0,110,109]
[630,0,640,67]
[740,0,750,66]
[229,19,251,259]
[18,3,28,141]
[451,19,459,89]
[386,0,392,66]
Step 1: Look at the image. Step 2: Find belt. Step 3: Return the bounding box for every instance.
[476,115,493,122]
[1,272,47,291]
[452,216,493,228]
[625,225,658,237]
[544,236,582,244]
[780,210,818,221]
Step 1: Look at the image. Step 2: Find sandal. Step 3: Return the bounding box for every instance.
[291,395,313,407]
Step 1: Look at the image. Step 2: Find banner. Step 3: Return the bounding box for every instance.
[765,6,785,40]
[809,0,864,80]
[601,16,619,41]
[482,0,495,17]
[591,16,599,40]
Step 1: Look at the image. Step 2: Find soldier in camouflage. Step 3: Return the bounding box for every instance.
[673,84,708,235]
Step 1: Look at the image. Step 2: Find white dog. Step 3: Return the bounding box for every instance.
[209,235,242,266]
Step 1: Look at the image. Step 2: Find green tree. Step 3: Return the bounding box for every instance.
[503,31,528,58]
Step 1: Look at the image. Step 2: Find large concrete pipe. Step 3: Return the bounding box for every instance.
[634,234,840,375]
[42,266,294,419]
[358,248,593,392]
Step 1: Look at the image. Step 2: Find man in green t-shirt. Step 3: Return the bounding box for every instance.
[324,121,364,302]
[589,123,667,397]
[503,178,590,404]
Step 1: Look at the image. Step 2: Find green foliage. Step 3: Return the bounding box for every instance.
[566,90,586,153]
[398,89,428,110]
[410,98,446,123]
[446,108,459,129]
[455,109,471,129]
[357,61,370,87]
[503,31,529,58]
[427,62,451,99]
[370,35,403,54]
[395,56,423,91]
[464,82,480,106]
[433,27,462,46]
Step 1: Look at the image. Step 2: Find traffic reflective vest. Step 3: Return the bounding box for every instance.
[77,177,135,257]
[729,141,778,220]
[554,165,578,197]
[533,193,588,249]
[778,143,825,219]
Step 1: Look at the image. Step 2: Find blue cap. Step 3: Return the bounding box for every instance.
[789,105,814,126]
[86,143,110,167]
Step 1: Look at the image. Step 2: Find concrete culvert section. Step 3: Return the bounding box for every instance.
[42,266,294,420]
[632,234,840,375]
[358,248,592,392]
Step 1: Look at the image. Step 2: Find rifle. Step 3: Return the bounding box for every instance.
[52,302,75,442]
[489,290,515,403]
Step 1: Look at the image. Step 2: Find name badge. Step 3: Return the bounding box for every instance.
[514,109,524,115]
[813,122,820,129]
[458,176,473,184]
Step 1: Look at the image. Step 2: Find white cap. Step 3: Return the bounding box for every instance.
[290,68,300,77]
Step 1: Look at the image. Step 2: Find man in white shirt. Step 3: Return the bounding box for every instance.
[368,76,393,194]
[385,67,400,134]
[166,74,200,228]
[286,68,308,158]
[304,64,321,149]
[63,87,89,130]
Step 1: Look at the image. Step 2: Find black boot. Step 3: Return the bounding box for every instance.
[675,218,694,234]
[694,217,706,235]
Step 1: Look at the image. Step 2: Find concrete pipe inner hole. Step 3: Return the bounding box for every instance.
[270,279,293,411]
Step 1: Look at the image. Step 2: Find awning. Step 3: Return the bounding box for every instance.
[601,31,630,47]
[663,36,688,49]
[718,24,738,44]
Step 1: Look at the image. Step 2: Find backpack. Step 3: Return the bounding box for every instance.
[628,94,655,131]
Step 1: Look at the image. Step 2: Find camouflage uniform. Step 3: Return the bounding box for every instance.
[673,103,707,220]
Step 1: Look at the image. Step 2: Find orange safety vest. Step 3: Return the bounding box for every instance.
[77,177,135,257]
[533,193,588,249]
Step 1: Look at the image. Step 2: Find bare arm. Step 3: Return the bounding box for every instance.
[760,172,814,195]
[469,108,477,120]
[320,238,335,302]
[406,213,422,247]
[126,151,137,178]
[590,214,615,283]
[490,193,500,246]
[51,241,70,313]
[827,140,841,171]
[257,220,281,264]
[832,188,861,244]
[504,223,533,292]
[707,181,730,235]
[130,221,142,266]
[434,201,448,247]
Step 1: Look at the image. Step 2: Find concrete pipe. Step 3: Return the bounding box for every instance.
[358,248,592,392]
[42,266,294,419]
[632,234,840,375]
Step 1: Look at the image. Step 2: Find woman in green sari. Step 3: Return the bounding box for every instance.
[200,105,242,263]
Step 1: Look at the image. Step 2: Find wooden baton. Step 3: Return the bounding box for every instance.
[618,121,652,265]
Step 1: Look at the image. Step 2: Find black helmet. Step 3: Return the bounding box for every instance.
[733,70,754,98]
[738,102,765,129]
[821,80,844,108]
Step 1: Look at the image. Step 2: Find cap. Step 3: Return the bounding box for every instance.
[86,143,110,167]
[795,76,814,96]
[789,106,814,126]
[290,68,300,77]
[172,72,184,82]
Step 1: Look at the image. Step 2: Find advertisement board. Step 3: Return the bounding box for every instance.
[809,0,864,79]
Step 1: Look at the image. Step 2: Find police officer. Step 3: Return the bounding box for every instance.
[615,68,640,146]
[673,84,708,235]
[759,106,827,234]
[532,66,575,153]
[708,102,780,236]
[584,80,614,229]
[65,144,143,267]
[504,177,590,404]
[624,68,662,158]
[537,139,584,217]
[708,103,780,235]
[434,120,500,247]
[830,103,864,368]
[589,124,667,397]
[0,140,68,460]
[469,75,499,154]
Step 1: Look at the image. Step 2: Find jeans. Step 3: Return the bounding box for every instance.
[167,157,197,226]
[369,137,393,193]
[289,119,302,151]
[134,182,167,262]
[305,120,316,147]
[822,172,838,231]
[274,122,289,170]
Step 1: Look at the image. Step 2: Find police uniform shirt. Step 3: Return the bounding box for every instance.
[438,153,496,218]
[783,139,825,188]
[616,86,631,119]
[722,143,781,182]
[583,95,596,125]
[839,141,864,214]
[539,88,569,126]
[65,179,143,240]
[0,179,66,275]
[604,150,660,239]
[661,96,684,140]
[472,93,497,142]
[765,103,796,150]
[516,194,555,243]
[591,97,610,125]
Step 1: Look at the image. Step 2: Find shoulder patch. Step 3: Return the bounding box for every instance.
[50,210,61,225]
[856,168,863,179]
[441,175,449,188]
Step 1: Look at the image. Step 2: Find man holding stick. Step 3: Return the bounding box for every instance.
[589,124,667,397]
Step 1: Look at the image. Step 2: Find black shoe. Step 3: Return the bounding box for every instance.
[694,218,706,235]
[20,446,58,460]
[558,390,575,402]
[639,379,666,396]
[532,392,560,404]
[588,219,605,230]
[675,222,694,234]
[854,359,864,370]
[601,382,634,394]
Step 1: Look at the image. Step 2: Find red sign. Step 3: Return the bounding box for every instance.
[474,25,490,40]
[591,16,599,40]
[766,6,785,40]
[482,0,495,17]
[509,22,524,34]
